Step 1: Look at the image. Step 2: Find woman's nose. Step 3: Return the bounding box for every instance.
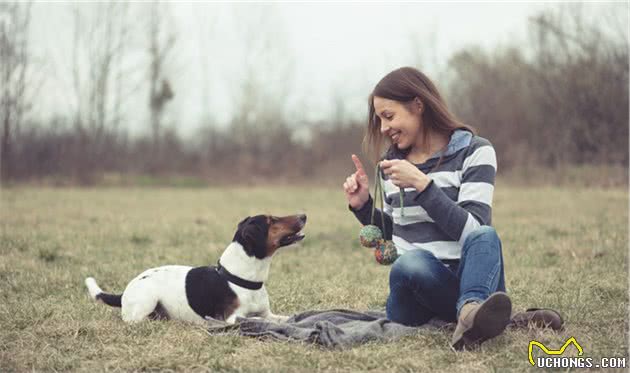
[380,123,390,134]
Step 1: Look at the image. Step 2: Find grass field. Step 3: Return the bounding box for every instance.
[1,185,628,372]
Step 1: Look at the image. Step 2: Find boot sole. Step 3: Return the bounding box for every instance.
[452,292,512,351]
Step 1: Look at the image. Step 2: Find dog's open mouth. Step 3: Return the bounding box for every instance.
[279,231,305,246]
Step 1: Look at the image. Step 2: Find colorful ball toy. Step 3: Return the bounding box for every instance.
[374,240,399,265]
[357,162,402,265]
[359,225,383,248]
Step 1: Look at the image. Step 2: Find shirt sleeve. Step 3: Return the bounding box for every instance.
[413,144,496,244]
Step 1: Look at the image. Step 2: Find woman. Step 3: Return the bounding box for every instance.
[342,66,510,351]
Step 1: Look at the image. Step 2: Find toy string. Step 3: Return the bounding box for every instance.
[369,163,405,234]
[369,163,387,237]
[399,189,405,217]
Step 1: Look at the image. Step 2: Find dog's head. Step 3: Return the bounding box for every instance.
[233,214,307,259]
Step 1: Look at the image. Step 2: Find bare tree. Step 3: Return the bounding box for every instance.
[147,2,175,170]
[228,4,296,176]
[528,4,628,165]
[447,4,628,169]
[407,27,443,81]
[0,2,32,182]
[70,2,133,181]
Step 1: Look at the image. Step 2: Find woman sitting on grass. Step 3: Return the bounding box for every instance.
[342,66,512,351]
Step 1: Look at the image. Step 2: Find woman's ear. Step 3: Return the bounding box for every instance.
[414,97,424,114]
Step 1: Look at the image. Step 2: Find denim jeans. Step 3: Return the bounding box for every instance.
[386,226,506,326]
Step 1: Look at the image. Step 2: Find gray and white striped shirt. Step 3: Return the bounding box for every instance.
[351,129,496,260]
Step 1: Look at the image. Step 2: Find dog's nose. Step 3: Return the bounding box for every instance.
[299,214,307,223]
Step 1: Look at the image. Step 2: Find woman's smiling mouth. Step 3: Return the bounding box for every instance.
[391,131,401,144]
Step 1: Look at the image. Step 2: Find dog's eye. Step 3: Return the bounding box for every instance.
[270,217,279,224]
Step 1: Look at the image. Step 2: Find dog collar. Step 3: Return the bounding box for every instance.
[216,261,264,290]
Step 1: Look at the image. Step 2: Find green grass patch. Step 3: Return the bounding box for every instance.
[0,186,627,371]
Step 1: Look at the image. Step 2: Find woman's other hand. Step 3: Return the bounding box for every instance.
[380,159,431,192]
[343,154,370,209]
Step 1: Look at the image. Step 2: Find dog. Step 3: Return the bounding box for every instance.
[85,214,306,325]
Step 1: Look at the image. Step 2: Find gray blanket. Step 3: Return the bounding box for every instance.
[206,309,454,349]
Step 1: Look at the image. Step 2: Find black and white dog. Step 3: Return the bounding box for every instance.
[85,214,306,324]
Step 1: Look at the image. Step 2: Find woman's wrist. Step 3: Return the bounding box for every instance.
[350,195,371,211]
[413,176,431,192]
[350,201,364,210]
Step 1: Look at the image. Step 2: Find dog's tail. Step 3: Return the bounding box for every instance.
[85,277,122,308]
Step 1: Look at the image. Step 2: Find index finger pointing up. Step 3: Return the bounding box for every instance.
[351,154,366,176]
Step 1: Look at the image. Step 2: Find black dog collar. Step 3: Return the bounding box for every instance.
[216,261,263,290]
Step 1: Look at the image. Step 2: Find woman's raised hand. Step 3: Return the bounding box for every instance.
[380,159,432,192]
[343,154,370,210]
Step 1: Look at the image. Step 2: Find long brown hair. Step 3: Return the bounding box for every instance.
[364,67,475,163]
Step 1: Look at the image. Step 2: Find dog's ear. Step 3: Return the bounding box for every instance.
[237,216,251,228]
[242,224,267,259]
[233,216,268,259]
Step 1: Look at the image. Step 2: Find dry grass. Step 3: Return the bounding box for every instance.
[0,184,627,372]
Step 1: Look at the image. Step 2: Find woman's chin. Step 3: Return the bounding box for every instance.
[395,142,410,150]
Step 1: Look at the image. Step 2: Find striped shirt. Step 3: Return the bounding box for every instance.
[351,129,496,260]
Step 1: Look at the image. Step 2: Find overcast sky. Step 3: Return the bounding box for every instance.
[27,2,623,136]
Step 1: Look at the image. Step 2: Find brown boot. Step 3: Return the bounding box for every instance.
[451,292,512,351]
[509,308,564,331]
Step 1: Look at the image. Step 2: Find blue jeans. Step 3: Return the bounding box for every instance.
[386,226,506,326]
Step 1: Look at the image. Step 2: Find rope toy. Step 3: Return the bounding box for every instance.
[358,163,401,265]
